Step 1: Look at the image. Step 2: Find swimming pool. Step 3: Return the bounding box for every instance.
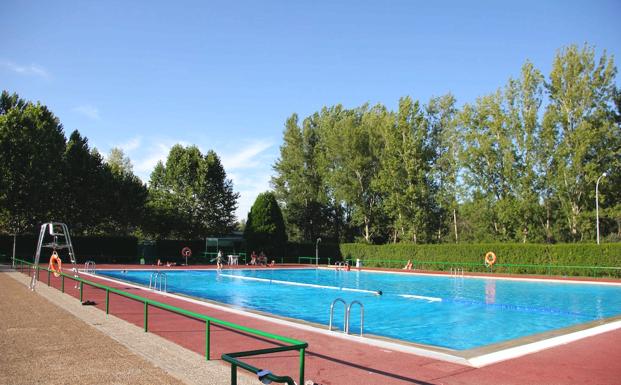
[96,268,621,351]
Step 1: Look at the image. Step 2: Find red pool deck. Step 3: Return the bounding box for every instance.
[24,265,621,385]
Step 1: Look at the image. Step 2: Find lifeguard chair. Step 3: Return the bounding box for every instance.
[30,222,78,290]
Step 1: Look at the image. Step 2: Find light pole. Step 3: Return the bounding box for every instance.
[596,172,607,245]
[315,238,321,266]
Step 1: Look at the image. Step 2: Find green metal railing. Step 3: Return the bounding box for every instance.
[343,258,621,277]
[298,256,331,265]
[16,258,307,384]
[222,344,307,385]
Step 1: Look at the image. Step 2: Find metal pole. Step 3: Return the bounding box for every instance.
[231,364,237,385]
[299,347,305,385]
[205,320,211,360]
[315,238,321,266]
[596,172,607,245]
[144,302,149,332]
[12,234,16,269]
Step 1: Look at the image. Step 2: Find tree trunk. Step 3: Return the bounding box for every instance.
[570,202,580,239]
[453,209,458,243]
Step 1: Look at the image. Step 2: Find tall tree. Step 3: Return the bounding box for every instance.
[321,105,386,242]
[0,91,66,235]
[505,62,546,242]
[427,94,460,242]
[61,130,108,233]
[272,113,334,242]
[244,192,287,258]
[376,96,436,243]
[107,147,134,176]
[146,145,238,238]
[102,147,147,235]
[543,44,618,240]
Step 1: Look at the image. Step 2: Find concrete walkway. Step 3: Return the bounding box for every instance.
[0,268,255,385]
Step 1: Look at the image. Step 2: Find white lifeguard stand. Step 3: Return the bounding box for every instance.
[30,222,78,290]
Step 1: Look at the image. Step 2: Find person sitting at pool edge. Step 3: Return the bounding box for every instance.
[268,260,275,268]
[259,251,267,266]
[403,259,412,270]
[250,251,257,265]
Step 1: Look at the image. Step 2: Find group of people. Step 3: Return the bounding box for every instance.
[156,259,177,267]
[249,251,274,267]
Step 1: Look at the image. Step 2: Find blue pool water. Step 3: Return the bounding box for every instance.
[96,268,621,350]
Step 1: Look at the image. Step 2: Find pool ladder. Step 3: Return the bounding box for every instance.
[149,271,167,292]
[450,267,464,277]
[329,298,364,336]
[84,260,96,273]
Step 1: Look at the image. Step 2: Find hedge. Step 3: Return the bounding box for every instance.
[340,243,621,277]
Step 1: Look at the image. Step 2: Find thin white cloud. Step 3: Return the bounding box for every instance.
[133,139,191,181]
[1,60,50,78]
[221,140,273,170]
[232,171,273,221]
[74,105,100,120]
[118,136,142,152]
[219,140,276,219]
[134,143,172,176]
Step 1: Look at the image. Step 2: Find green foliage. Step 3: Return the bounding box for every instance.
[272,43,621,245]
[244,192,287,258]
[145,145,239,239]
[340,243,621,277]
[0,91,66,234]
[0,91,146,237]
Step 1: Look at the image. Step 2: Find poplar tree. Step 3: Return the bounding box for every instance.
[543,44,618,240]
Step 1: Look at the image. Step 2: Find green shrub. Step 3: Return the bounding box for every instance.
[340,243,621,277]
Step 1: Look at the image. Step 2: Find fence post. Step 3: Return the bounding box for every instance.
[231,364,237,385]
[105,289,110,314]
[144,301,149,332]
[61,275,64,293]
[47,270,51,286]
[299,347,306,385]
[205,320,211,360]
[79,281,84,302]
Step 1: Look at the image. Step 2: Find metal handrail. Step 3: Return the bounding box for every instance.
[149,271,167,292]
[16,258,307,384]
[328,298,347,332]
[345,300,364,336]
[84,261,96,273]
[222,344,308,385]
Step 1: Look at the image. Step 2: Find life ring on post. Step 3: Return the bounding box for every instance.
[49,251,62,277]
[484,251,497,268]
[181,247,192,257]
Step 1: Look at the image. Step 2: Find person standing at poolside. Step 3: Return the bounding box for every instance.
[216,250,223,270]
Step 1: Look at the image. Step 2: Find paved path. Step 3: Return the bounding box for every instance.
[0,268,255,385]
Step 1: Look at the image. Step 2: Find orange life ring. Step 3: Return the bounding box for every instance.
[49,251,62,277]
[484,251,497,267]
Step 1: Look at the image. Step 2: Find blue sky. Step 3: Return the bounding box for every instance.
[1,0,620,219]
